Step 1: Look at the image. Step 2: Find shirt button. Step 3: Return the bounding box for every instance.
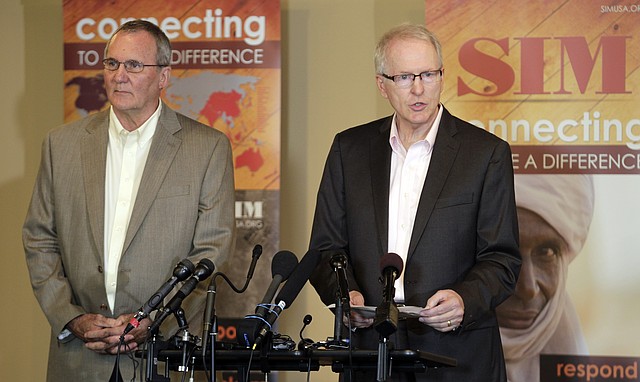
[97,265,103,273]
[100,304,108,311]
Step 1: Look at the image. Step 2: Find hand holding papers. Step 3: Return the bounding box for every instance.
[327,304,423,319]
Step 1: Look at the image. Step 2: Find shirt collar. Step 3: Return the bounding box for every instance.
[108,101,162,146]
[389,103,443,154]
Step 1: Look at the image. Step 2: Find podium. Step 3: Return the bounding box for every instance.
[146,346,456,381]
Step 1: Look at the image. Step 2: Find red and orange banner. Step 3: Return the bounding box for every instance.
[63,0,281,320]
[427,1,640,380]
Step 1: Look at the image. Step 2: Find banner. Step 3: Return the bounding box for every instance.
[63,0,281,323]
[426,1,639,381]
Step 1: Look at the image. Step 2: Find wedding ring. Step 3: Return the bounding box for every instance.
[447,320,451,327]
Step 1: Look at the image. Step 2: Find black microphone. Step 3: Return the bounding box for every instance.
[148,258,215,333]
[246,244,263,280]
[237,250,298,348]
[202,244,264,355]
[374,253,404,338]
[330,251,350,307]
[251,249,321,349]
[329,251,350,344]
[298,314,314,351]
[123,258,195,335]
[254,250,299,318]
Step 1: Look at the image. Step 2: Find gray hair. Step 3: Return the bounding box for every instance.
[104,19,172,67]
[374,23,443,74]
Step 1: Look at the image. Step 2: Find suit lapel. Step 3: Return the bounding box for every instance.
[81,111,109,263]
[407,108,460,260]
[123,105,182,254]
[370,117,393,255]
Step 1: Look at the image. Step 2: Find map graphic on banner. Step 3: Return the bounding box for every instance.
[63,0,282,324]
[427,1,640,381]
[66,71,272,186]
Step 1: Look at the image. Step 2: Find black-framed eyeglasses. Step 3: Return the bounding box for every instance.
[380,69,443,88]
[102,58,167,73]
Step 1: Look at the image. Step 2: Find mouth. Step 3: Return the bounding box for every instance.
[113,89,132,95]
[409,102,428,111]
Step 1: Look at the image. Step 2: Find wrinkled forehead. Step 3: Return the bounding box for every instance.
[106,30,157,59]
[384,38,440,71]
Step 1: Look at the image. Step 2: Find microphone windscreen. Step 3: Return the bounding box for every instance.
[379,252,403,277]
[275,249,321,308]
[195,258,215,279]
[271,250,299,279]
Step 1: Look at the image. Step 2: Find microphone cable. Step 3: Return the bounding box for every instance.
[201,244,263,381]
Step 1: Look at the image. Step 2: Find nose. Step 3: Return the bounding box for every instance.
[111,64,129,82]
[410,75,425,94]
[513,254,537,301]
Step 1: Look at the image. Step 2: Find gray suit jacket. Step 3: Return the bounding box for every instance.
[309,107,521,381]
[23,103,235,381]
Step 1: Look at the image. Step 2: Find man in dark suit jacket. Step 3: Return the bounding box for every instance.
[23,20,235,381]
[309,24,521,381]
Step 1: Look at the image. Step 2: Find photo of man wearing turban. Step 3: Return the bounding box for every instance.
[496,174,595,382]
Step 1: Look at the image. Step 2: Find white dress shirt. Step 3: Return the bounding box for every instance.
[388,105,443,302]
[104,103,161,312]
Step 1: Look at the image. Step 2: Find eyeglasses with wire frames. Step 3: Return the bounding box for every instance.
[380,69,443,88]
[102,58,168,73]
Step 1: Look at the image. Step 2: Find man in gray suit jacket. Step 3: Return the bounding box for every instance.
[23,20,235,381]
[309,24,520,381]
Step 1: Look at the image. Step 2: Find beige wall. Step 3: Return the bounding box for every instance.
[0,0,423,380]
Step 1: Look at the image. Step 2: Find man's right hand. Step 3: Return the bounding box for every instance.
[345,290,374,329]
[66,313,137,354]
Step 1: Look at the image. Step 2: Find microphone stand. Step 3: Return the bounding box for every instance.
[374,301,398,382]
[144,325,170,382]
[207,281,218,381]
[374,258,401,382]
[327,253,350,349]
[172,308,197,375]
[203,244,263,382]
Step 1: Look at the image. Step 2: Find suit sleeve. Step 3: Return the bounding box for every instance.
[23,133,86,336]
[309,136,360,305]
[186,132,235,267]
[453,140,521,328]
[170,131,236,335]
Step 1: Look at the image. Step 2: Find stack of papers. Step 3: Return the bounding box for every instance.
[327,304,423,319]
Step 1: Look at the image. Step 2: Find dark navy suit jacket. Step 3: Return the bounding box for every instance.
[309,107,521,381]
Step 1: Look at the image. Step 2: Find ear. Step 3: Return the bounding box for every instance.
[376,75,389,99]
[159,66,171,89]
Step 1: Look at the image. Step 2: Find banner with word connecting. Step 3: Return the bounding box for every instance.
[63,0,281,333]
[427,1,639,381]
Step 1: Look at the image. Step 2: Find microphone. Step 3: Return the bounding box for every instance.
[237,250,298,348]
[246,244,263,280]
[202,245,264,356]
[251,249,321,349]
[329,251,350,344]
[123,258,195,335]
[298,314,314,351]
[330,251,350,307]
[374,253,404,338]
[254,250,299,318]
[148,258,215,333]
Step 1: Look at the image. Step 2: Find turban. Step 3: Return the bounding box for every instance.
[514,174,595,259]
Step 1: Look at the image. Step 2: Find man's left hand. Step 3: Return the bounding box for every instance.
[84,313,152,354]
[418,289,464,332]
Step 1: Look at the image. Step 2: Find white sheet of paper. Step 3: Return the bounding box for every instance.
[327,304,423,319]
